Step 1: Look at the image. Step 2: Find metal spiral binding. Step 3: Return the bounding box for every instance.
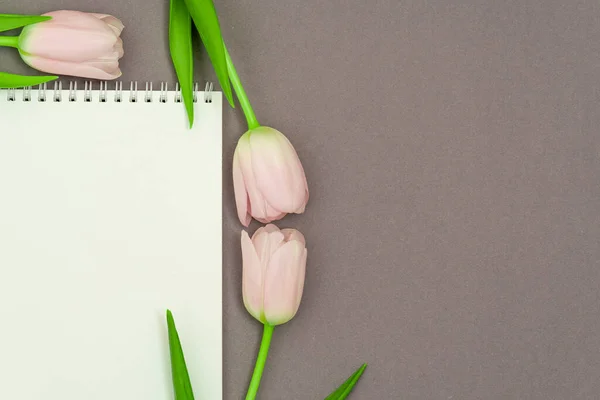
[53,81,62,102]
[193,82,199,103]
[159,82,168,103]
[38,83,47,102]
[174,83,182,103]
[114,81,123,102]
[23,86,32,102]
[68,82,77,102]
[84,81,93,102]
[129,81,138,102]
[204,82,214,103]
[99,81,108,102]
[3,80,215,103]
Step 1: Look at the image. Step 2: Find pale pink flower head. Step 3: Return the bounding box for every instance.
[233,126,309,227]
[18,10,124,80]
[241,224,307,326]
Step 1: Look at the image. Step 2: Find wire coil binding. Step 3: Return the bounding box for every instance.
[2,81,215,103]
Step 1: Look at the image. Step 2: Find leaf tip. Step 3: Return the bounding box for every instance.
[185,104,194,128]
[224,89,235,109]
[355,363,368,377]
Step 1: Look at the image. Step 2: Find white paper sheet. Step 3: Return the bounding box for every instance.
[0,86,222,400]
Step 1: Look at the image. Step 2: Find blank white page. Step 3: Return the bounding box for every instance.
[0,87,222,400]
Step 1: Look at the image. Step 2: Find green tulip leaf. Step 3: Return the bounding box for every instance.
[0,71,57,89]
[166,310,196,400]
[182,0,234,107]
[324,363,368,400]
[0,14,50,33]
[169,0,195,128]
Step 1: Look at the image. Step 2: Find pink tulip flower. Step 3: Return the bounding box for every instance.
[233,126,309,227]
[241,224,307,326]
[18,10,124,80]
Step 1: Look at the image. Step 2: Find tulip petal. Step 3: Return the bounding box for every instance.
[236,134,270,222]
[257,224,280,235]
[262,200,287,223]
[241,231,264,323]
[113,38,124,59]
[36,10,123,37]
[90,14,125,35]
[296,181,310,213]
[20,25,119,63]
[232,150,251,226]
[296,248,307,309]
[20,54,122,80]
[19,11,121,63]
[252,229,284,264]
[41,10,111,29]
[249,127,308,214]
[82,58,120,73]
[263,240,306,325]
[281,228,306,246]
[255,212,286,224]
[251,225,274,241]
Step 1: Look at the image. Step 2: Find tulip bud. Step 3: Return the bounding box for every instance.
[241,224,307,326]
[18,10,124,80]
[233,126,309,227]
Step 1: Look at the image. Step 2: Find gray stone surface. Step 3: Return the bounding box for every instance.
[4,0,600,398]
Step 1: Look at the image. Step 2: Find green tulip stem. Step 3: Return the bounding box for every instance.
[0,36,18,48]
[224,45,260,131]
[245,323,274,400]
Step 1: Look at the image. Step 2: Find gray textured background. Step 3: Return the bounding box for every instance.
[3,0,600,399]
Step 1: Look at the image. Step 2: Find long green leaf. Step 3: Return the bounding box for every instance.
[182,0,234,107]
[0,14,51,33]
[169,0,195,128]
[166,310,196,400]
[324,363,368,400]
[0,71,57,89]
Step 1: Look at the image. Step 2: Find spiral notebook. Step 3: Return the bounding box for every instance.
[0,82,222,400]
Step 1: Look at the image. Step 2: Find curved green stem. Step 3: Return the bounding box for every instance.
[245,324,274,400]
[224,45,260,130]
[0,36,18,48]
